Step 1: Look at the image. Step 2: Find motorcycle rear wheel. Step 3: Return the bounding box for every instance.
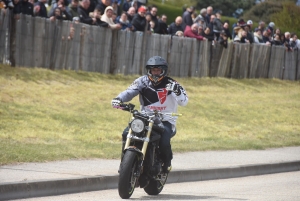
[118,151,139,199]
[144,173,168,195]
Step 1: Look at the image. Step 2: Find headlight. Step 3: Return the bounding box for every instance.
[131,119,145,133]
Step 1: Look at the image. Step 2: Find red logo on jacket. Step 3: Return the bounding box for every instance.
[157,88,168,104]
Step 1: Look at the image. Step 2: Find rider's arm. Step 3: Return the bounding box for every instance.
[116,76,143,102]
[174,85,188,106]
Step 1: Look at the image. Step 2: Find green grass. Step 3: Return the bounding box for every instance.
[0,65,300,165]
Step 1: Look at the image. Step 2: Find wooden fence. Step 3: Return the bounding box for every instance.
[0,11,299,80]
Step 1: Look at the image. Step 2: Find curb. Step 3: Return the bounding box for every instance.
[1,161,300,201]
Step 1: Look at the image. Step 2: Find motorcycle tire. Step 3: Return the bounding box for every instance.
[143,173,168,195]
[118,151,139,199]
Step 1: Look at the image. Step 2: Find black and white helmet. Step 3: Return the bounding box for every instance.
[145,56,168,86]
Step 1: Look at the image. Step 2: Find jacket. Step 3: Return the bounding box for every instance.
[167,22,184,36]
[101,6,119,30]
[131,13,146,32]
[116,75,188,126]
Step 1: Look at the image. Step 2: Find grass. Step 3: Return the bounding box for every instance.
[0,65,300,165]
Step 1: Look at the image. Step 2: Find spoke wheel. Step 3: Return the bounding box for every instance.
[118,151,139,199]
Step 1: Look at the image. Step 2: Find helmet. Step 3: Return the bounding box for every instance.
[145,56,168,86]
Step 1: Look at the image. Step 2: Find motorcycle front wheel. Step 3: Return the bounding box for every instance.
[118,151,139,199]
[143,172,168,195]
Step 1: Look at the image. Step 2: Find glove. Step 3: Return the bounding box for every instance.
[166,81,182,96]
[111,98,122,108]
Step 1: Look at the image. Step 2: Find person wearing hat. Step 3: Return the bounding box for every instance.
[131,5,147,32]
[101,6,121,29]
[241,23,253,44]
[232,18,245,40]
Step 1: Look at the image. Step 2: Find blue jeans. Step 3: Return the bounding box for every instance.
[122,121,173,163]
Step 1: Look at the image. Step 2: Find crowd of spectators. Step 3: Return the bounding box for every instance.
[3,0,300,50]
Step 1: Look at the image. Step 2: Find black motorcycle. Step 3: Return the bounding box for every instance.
[114,103,181,199]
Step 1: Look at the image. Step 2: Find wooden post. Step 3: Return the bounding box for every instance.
[9,11,16,67]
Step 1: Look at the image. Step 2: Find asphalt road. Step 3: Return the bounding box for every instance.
[11,171,300,201]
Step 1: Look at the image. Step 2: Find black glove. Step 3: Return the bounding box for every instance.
[111,98,122,108]
[166,81,182,96]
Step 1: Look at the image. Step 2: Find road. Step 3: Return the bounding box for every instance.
[11,171,300,201]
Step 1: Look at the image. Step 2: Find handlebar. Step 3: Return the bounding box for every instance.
[114,103,182,118]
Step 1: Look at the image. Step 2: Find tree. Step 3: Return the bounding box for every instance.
[194,0,256,16]
[270,2,300,35]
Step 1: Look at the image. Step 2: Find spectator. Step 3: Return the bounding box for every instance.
[148,5,160,33]
[117,11,133,31]
[241,24,253,44]
[262,30,272,46]
[267,22,275,35]
[232,18,245,39]
[240,30,251,44]
[13,0,33,16]
[290,33,298,50]
[206,6,213,24]
[122,0,131,12]
[198,24,203,35]
[284,32,291,51]
[101,6,121,30]
[184,23,206,41]
[96,0,111,15]
[68,0,79,18]
[126,7,135,23]
[280,33,286,45]
[131,5,146,32]
[247,19,254,38]
[212,11,223,41]
[131,0,138,13]
[201,26,213,41]
[218,30,228,48]
[149,20,155,33]
[93,8,109,27]
[145,12,151,32]
[136,0,146,8]
[78,0,96,25]
[34,0,48,18]
[194,8,207,30]
[158,14,168,34]
[49,7,64,21]
[253,28,263,43]
[175,30,184,37]
[3,0,14,9]
[112,1,120,16]
[257,20,266,32]
[223,22,232,40]
[168,16,184,36]
[273,28,281,40]
[182,6,194,27]
[272,34,282,46]
[48,0,72,21]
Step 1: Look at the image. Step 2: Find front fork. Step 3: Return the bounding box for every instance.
[124,120,154,161]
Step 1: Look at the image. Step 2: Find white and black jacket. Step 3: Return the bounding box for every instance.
[116,75,188,126]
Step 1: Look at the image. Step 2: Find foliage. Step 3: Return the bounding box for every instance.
[147,0,184,24]
[194,0,256,16]
[270,2,300,35]
[1,65,300,165]
[242,1,283,23]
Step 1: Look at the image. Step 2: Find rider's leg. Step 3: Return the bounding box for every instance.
[159,121,173,173]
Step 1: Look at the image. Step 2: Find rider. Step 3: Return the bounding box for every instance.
[111,56,188,173]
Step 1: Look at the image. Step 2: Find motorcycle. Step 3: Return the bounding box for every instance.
[113,103,181,199]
